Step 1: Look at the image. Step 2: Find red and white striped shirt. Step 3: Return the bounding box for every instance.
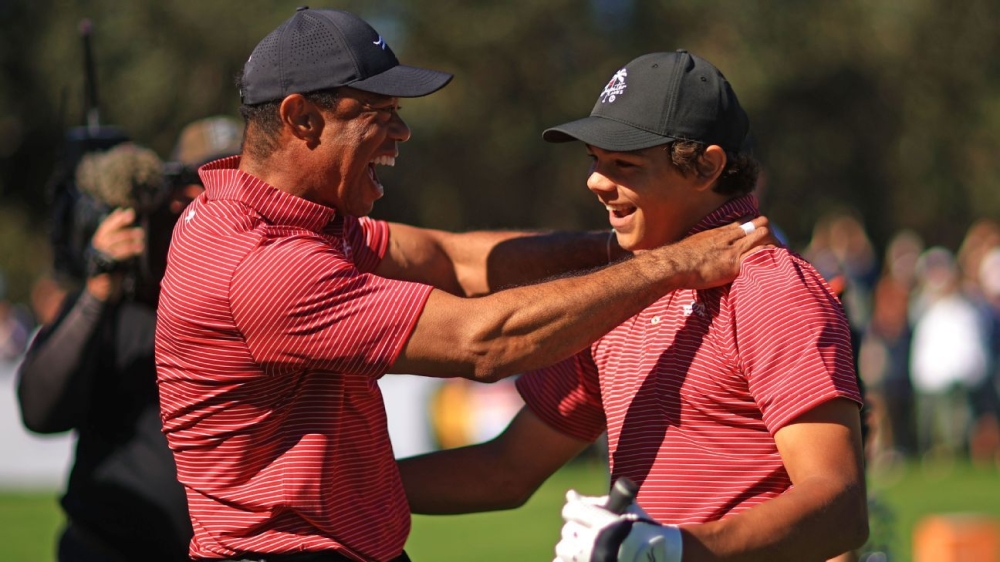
[155,157,432,561]
[516,195,861,524]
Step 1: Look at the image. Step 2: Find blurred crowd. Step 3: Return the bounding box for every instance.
[0,273,57,364]
[805,212,1000,470]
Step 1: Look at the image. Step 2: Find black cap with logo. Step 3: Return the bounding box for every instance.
[543,50,749,153]
[240,6,453,104]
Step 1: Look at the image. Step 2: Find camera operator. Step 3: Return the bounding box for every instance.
[16,117,242,562]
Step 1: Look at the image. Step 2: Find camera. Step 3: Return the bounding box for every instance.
[49,126,130,283]
[50,132,176,300]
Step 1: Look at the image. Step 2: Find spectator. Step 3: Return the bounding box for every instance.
[973,247,1000,467]
[857,230,924,461]
[0,271,32,361]
[909,247,990,461]
[957,218,1000,299]
[804,209,879,331]
[16,117,242,562]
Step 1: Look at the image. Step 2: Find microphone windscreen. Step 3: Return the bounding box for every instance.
[76,142,165,210]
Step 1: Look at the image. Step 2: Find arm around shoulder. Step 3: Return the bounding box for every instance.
[390,217,774,382]
[376,222,616,297]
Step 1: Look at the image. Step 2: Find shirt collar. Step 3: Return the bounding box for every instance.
[198,156,338,233]
[686,194,760,237]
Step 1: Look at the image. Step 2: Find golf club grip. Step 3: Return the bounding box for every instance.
[605,477,638,514]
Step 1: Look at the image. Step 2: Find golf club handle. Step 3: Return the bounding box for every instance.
[605,477,638,514]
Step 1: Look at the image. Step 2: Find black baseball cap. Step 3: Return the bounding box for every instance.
[543,50,749,153]
[240,7,453,104]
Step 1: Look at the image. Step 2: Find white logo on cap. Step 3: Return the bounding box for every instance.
[374,36,387,50]
[600,68,628,103]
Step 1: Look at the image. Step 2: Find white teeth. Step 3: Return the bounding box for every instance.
[371,155,396,167]
[605,204,633,212]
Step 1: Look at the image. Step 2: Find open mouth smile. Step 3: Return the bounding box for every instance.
[367,155,396,196]
[605,203,637,219]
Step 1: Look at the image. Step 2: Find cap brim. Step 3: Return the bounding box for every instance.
[351,64,453,98]
[542,116,674,152]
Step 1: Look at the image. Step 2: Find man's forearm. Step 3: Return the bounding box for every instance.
[400,407,589,514]
[395,218,769,381]
[17,291,104,432]
[400,443,531,514]
[399,243,684,381]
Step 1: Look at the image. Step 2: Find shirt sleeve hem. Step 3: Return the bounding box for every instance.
[516,380,605,443]
[384,284,435,372]
[765,390,864,437]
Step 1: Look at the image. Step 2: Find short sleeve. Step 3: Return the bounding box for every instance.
[733,249,862,434]
[516,348,606,442]
[231,231,432,378]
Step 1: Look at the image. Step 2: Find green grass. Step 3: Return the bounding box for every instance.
[866,460,1000,561]
[1,459,996,562]
[406,459,610,561]
[0,492,62,562]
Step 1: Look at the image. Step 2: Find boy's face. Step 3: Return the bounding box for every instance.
[585,144,704,252]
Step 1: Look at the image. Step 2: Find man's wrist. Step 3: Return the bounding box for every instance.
[85,246,121,279]
[641,244,691,293]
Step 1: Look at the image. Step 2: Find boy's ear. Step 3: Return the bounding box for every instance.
[695,145,727,191]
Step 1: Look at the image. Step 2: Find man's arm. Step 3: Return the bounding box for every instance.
[376,223,620,297]
[679,398,868,561]
[391,217,771,381]
[18,208,144,433]
[400,406,590,514]
[17,291,101,433]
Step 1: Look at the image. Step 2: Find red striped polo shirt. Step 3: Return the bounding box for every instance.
[154,157,432,561]
[516,195,861,524]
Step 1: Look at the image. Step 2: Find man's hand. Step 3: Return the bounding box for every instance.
[655,215,775,290]
[86,208,145,302]
[554,490,682,562]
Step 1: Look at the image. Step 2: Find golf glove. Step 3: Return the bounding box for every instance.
[553,489,682,562]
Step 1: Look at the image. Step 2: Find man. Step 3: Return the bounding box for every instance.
[398,51,869,561]
[17,119,241,562]
[154,9,772,562]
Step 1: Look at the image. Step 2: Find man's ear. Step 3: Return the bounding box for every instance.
[695,145,728,191]
[279,94,324,144]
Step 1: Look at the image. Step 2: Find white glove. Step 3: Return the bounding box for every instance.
[553,489,683,562]
[564,492,653,519]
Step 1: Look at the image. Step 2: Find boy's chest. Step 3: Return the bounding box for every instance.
[594,289,755,419]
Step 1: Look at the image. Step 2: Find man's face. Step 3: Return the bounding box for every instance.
[316,88,411,216]
[586,144,702,252]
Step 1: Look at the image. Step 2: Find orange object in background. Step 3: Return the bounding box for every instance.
[914,514,1000,562]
